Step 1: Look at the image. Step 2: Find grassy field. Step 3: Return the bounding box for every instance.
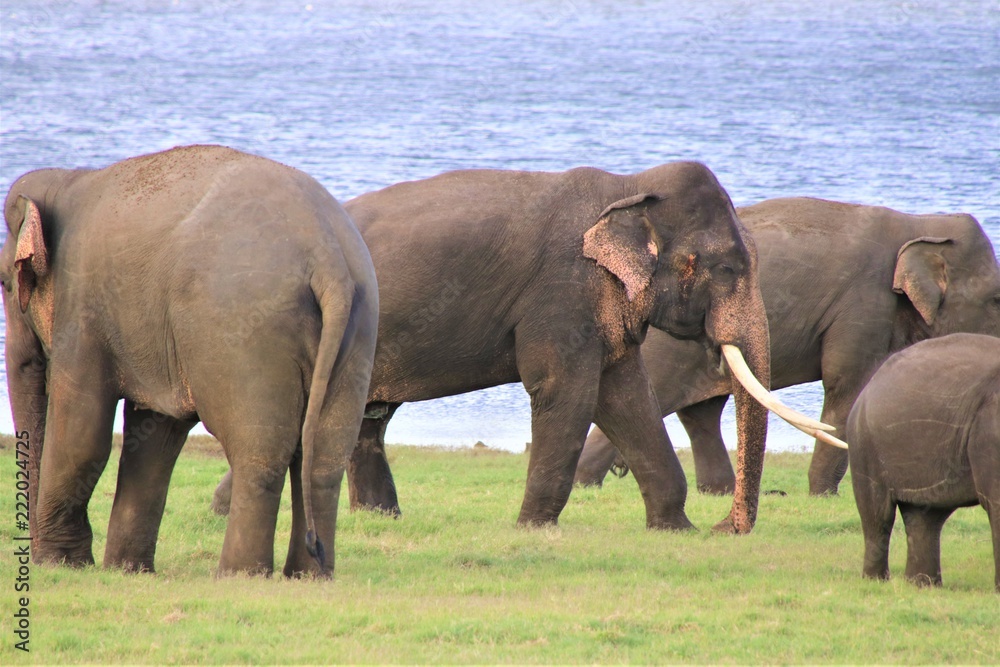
[0,434,996,664]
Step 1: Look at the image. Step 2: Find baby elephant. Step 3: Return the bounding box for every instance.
[847,333,1000,591]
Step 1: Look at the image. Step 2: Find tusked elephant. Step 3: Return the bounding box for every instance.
[217,163,835,534]
[847,333,1000,591]
[1,145,378,577]
[573,198,1000,495]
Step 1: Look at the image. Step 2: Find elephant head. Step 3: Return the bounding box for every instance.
[1,169,70,542]
[583,162,836,532]
[892,225,1000,341]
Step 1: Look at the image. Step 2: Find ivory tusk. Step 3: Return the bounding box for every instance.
[813,429,850,450]
[720,344,838,435]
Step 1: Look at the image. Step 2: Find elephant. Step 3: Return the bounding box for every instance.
[216,163,835,534]
[1,145,378,577]
[846,333,1000,591]
[573,198,1000,495]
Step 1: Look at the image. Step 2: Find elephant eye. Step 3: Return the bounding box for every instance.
[713,263,736,278]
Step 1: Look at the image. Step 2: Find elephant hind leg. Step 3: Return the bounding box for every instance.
[679,395,734,495]
[899,504,954,587]
[213,415,301,576]
[284,451,342,578]
[347,402,402,516]
[104,403,194,572]
[982,500,1000,593]
[852,470,896,581]
[968,390,1000,591]
[285,348,372,578]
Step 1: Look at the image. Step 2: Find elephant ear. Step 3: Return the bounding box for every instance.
[14,197,49,314]
[583,194,660,301]
[892,236,952,325]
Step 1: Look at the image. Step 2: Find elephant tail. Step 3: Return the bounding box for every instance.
[300,273,358,571]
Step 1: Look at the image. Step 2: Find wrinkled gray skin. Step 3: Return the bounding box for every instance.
[221,162,774,534]
[1,145,377,577]
[847,334,1000,591]
[574,198,1000,495]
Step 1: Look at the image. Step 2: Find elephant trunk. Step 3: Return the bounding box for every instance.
[704,243,840,533]
[3,298,48,551]
[707,283,771,534]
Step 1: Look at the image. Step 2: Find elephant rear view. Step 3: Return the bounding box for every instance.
[1,145,378,577]
[847,333,1000,591]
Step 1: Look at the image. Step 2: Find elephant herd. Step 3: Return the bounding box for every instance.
[3,145,999,590]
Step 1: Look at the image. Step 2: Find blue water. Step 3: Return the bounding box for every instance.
[2,0,998,451]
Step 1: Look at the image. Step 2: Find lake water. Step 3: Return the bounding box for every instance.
[1,0,998,452]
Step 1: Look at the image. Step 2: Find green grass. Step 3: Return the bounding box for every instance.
[1,434,997,664]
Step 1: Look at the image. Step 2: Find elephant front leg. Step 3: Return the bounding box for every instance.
[347,403,401,516]
[594,350,694,531]
[104,403,194,573]
[35,368,117,566]
[679,396,735,495]
[516,344,602,527]
[810,334,880,495]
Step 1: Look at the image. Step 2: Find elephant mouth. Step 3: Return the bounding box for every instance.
[660,313,707,341]
[720,345,849,449]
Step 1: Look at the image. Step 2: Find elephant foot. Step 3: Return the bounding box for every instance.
[35,541,95,568]
[216,564,275,578]
[648,512,696,532]
[906,572,942,588]
[697,479,735,496]
[808,486,840,497]
[105,557,155,574]
[710,513,754,535]
[350,501,401,518]
[516,514,559,528]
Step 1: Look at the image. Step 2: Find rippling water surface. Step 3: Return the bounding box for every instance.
[1,0,998,451]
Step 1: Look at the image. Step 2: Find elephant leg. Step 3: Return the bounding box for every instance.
[516,341,601,527]
[211,469,233,517]
[347,402,401,516]
[34,362,117,566]
[853,471,896,581]
[104,403,194,572]
[283,449,343,578]
[212,407,301,576]
[594,350,694,531]
[899,504,954,587]
[221,456,288,576]
[968,393,1000,591]
[284,347,371,578]
[807,385,853,495]
[984,500,1000,593]
[678,395,734,495]
[810,328,885,495]
[573,427,619,487]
